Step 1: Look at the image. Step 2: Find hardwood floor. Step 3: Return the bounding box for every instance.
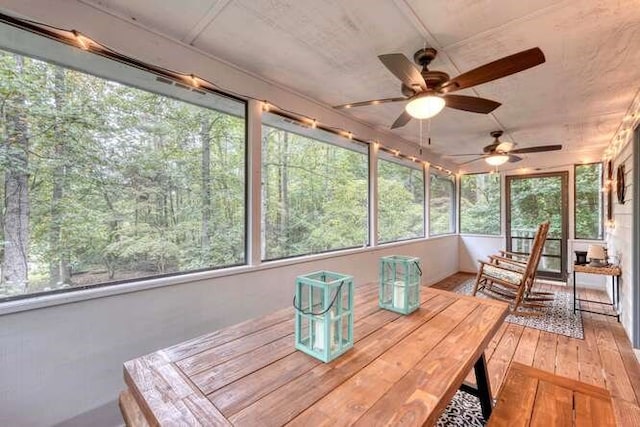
[433,273,640,426]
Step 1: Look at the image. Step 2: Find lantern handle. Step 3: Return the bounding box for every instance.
[293,281,344,316]
[414,261,422,276]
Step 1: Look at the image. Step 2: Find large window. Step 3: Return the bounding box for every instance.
[429,172,455,235]
[377,157,425,243]
[261,113,368,260]
[459,173,501,235]
[0,40,246,299]
[575,163,603,239]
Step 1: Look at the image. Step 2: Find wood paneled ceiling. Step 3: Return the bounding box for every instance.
[83,0,640,168]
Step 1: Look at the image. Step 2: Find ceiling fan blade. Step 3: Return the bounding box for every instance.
[444,95,501,114]
[441,47,545,93]
[510,144,562,154]
[458,157,484,166]
[508,155,523,163]
[378,53,427,91]
[390,110,412,129]
[483,143,500,153]
[333,97,407,109]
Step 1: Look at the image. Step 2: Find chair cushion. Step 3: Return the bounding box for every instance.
[494,260,526,273]
[482,264,524,285]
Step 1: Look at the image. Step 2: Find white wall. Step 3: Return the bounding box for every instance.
[606,135,634,338]
[458,235,503,273]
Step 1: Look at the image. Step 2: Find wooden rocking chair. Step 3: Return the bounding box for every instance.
[487,221,553,305]
[472,221,549,313]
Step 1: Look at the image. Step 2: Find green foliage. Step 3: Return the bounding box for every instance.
[261,125,368,259]
[378,159,424,243]
[0,49,246,295]
[429,173,455,235]
[460,173,500,235]
[575,163,603,239]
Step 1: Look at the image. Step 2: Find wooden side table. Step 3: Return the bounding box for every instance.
[573,264,621,321]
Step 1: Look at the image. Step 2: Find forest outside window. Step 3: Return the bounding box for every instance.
[429,172,456,236]
[377,155,425,243]
[459,173,501,235]
[0,33,246,300]
[261,113,368,260]
[575,163,603,240]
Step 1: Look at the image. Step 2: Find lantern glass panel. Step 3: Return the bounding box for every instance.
[379,255,421,315]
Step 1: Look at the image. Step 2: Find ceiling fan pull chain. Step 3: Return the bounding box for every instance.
[428,118,431,145]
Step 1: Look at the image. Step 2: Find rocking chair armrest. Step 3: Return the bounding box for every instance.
[498,250,530,261]
[489,255,527,266]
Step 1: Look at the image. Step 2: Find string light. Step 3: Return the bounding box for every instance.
[71,30,91,50]
[262,101,270,112]
[189,74,199,88]
[311,119,317,128]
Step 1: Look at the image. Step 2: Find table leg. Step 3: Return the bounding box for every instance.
[573,270,577,313]
[474,353,493,420]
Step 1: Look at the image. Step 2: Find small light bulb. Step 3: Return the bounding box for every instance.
[262,101,270,112]
[72,30,90,50]
[190,74,199,88]
[311,119,317,128]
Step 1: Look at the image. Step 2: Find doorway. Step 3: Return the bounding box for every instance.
[506,171,569,281]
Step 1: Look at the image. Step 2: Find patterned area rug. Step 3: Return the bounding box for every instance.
[436,391,484,426]
[458,279,584,339]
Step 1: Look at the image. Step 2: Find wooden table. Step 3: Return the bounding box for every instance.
[123,284,508,426]
[573,264,621,321]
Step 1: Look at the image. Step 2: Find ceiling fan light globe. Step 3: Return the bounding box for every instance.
[485,154,509,166]
[405,94,445,119]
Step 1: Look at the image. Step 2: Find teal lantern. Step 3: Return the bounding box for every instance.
[294,271,354,363]
[379,255,422,314]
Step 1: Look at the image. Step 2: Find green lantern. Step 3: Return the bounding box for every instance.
[294,271,354,363]
[379,255,422,314]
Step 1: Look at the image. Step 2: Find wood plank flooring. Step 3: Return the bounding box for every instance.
[435,273,640,426]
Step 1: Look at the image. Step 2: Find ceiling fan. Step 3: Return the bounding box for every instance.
[450,130,562,166]
[334,47,545,129]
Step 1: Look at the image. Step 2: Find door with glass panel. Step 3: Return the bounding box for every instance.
[506,172,568,280]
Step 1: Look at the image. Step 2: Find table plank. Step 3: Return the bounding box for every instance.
[352,302,507,426]
[228,292,460,426]
[286,297,480,426]
[489,364,538,427]
[529,380,573,426]
[124,351,229,426]
[575,392,616,426]
[207,288,441,416]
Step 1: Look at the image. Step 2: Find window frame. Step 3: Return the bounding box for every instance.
[260,111,370,261]
[458,172,502,236]
[0,23,249,303]
[573,162,604,240]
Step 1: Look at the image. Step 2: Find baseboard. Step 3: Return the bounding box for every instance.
[52,399,122,427]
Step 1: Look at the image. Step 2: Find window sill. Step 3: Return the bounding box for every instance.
[0,236,459,316]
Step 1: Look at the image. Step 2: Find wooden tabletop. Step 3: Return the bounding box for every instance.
[123,283,508,426]
[573,264,621,276]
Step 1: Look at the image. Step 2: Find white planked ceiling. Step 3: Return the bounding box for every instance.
[83,0,640,167]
